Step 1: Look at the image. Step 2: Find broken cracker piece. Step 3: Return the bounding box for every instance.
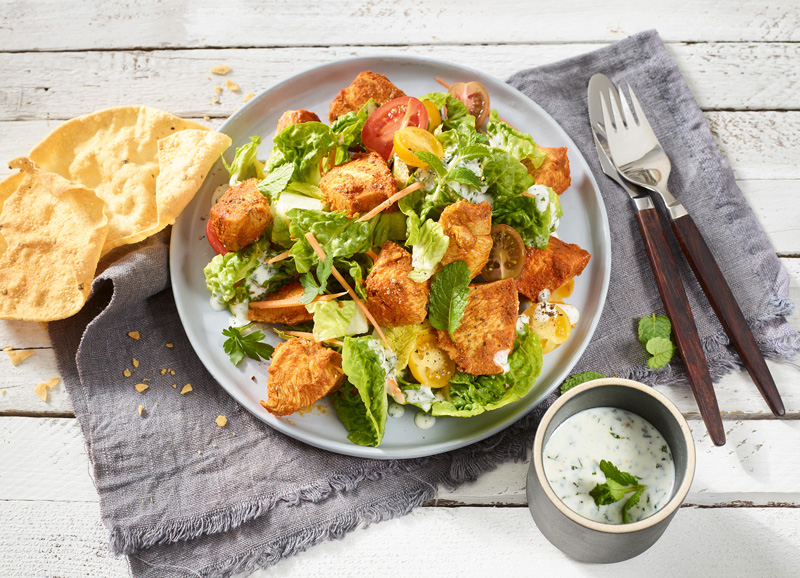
[171,384,177,388]
[166,343,173,348]
[225,80,240,93]
[135,383,148,392]
[123,368,132,377]
[215,415,227,427]
[138,405,144,416]
[132,358,139,368]
[128,331,140,340]
[161,368,167,375]
[214,86,223,95]
[1,389,6,395]
[210,64,230,75]
[5,348,35,366]
[243,92,254,103]
[33,377,60,402]
[180,384,193,394]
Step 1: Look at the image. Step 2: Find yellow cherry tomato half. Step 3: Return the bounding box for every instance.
[549,278,575,303]
[393,126,444,168]
[422,100,442,131]
[408,333,456,388]
[523,303,572,354]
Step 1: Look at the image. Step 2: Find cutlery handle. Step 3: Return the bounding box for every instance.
[671,213,785,416]
[635,208,726,446]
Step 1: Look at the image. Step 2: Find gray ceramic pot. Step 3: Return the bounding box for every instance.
[526,378,696,563]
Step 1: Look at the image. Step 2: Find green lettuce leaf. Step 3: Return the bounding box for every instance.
[384,322,429,371]
[222,136,265,183]
[406,216,450,282]
[203,238,270,303]
[305,300,355,341]
[287,209,375,273]
[420,92,475,131]
[491,185,560,249]
[482,148,535,203]
[485,110,547,169]
[330,98,377,150]
[332,336,389,447]
[265,122,336,184]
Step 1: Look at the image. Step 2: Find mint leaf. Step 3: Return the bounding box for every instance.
[257,162,294,201]
[622,485,646,524]
[447,166,484,189]
[646,336,676,369]
[638,314,671,348]
[560,371,606,394]
[590,459,647,523]
[599,459,640,487]
[413,151,447,177]
[429,261,471,335]
[222,324,274,366]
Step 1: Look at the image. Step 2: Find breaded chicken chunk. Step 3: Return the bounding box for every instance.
[438,200,493,278]
[524,147,571,194]
[435,278,519,375]
[515,236,591,302]
[276,109,321,134]
[248,281,314,325]
[319,152,397,218]
[365,241,429,327]
[261,338,346,416]
[328,71,406,123]
[209,178,272,252]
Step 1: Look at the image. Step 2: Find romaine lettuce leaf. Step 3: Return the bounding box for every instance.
[305,300,355,341]
[482,148,535,203]
[492,184,560,249]
[265,122,336,184]
[332,336,389,447]
[330,98,377,151]
[203,238,270,303]
[287,209,375,273]
[222,136,265,184]
[485,110,547,169]
[384,322,429,371]
[406,215,450,282]
[421,92,476,131]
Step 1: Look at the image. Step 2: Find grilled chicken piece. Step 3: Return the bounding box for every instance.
[328,71,406,123]
[261,338,346,416]
[515,236,591,302]
[523,147,571,194]
[435,278,518,375]
[276,109,321,134]
[319,152,397,218]
[248,281,314,325]
[209,178,272,252]
[438,200,493,278]
[365,241,429,327]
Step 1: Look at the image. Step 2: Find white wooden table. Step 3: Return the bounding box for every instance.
[2,2,799,576]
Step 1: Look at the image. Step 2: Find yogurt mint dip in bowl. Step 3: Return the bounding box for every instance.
[526,378,696,563]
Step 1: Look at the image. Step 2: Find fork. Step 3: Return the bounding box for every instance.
[598,76,785,420]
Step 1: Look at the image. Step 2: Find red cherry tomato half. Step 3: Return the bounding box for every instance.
[206,217,229,255]
[448,81,491,128]
[362,97,429,160]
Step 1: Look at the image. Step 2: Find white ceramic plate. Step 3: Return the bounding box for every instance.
[170,56,611,459]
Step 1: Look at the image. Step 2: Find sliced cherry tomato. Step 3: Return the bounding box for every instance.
[448,81,491,128]
[393,127,444,168]
[408,333,455,388]
[362,97,428,161]
[549,278,575,303]
[481,224,525,281]
[523,303,572,354]
[422,100,442,132]
[206,217,229,255]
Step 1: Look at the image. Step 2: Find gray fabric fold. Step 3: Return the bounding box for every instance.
[48,29,798,578]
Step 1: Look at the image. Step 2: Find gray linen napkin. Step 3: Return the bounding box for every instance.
[49,29,799,578]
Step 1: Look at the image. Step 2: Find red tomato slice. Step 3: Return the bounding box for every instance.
[206,217,229,255]
[362,97,429,160]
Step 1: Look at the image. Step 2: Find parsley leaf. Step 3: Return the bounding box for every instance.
[428,261,471,335]
[646,336,676,369]
[299,254,333,304]
[638,314,671,348]
[560,371,606,394]
[222,323,274,366]
[589,459,647,524]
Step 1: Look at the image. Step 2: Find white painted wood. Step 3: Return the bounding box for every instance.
[1,499,797,578]
[0,42,798,123]
[1,0,798,51]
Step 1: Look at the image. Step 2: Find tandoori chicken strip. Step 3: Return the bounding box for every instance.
[365,241,430,326]
[319,151,397,218]
[275,109,321,133]
[523,147,571,194]
[328,71,406,123]
[515,236,591,302]
[209,178,272,252]
[248,280,314,326]
[438,200,493,278]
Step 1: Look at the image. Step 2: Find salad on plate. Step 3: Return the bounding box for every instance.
[203,71,591,447]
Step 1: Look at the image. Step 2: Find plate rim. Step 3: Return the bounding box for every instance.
[170,54,611,459]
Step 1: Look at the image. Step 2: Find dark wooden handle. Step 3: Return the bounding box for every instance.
[635,208,726,446]
[671,213,785,416]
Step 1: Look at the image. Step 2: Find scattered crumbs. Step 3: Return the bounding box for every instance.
[5,348,35,366]
[161,368,167,375]
[170,369,176,376]
[166,343,174,349]
[138,405,144,416]
[210,64,230,75]
[1,389,6,395]
[181,384,193,394]
[128,331,140,340]
[213,444,218,448]
[142,378,150,382]
[211,96,219,105]
[135,383,149,393]
[132,358,139,368]
[123,368,132,377]
[203,116,211,121]
[226,79,240,92]
[215,415,227,427]
[39,321,49,330]
[243,92,254,103]
[172,383,177,388]
[214,86,223,95]
[232,432,237,436]
[33,377,60,402]
[197,450,202,454]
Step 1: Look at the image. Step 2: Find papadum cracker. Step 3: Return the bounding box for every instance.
[0,158,108,321]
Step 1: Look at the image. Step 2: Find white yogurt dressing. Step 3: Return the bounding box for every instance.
[388,402,405,418]
[543,407,675,524]
[414,412,436,430]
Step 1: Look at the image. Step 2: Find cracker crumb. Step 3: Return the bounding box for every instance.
[170,369,176,375]
[180,384,193,394]
[161,368,167,375]
[39,322,49,330]
[166,343,174,348]
[132,358,139,368]
[203,116,211,121]
[123,368,132,377]
[215,415,227,427]
[135,383,149,393]
[210,64,230,75]
[211,96,219,105]
[232,432,237,436]
[5,348,35,366]
[33,377,60,402]
[142,378,150,382]
[214,86,223,95]
[1,389,6,395]
[138,405,144,416]
[197,450,202,454]
[243,92,254,103]
[128,331,140,340]
[172,383,177,388]
[226,80,240,93]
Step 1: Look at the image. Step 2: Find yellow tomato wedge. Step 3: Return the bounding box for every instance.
[523,303,572,354]
[422,100,442,131]
[408,333,455,388]
[393,126,444,168]
[549,278,575,303]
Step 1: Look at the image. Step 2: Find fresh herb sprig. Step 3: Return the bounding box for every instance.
[560,371,606,394]
[428,260,471,335]
[299,254,334,304]
[589,460,647,523]
[638,314,676,369]
[222,323,275,366]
